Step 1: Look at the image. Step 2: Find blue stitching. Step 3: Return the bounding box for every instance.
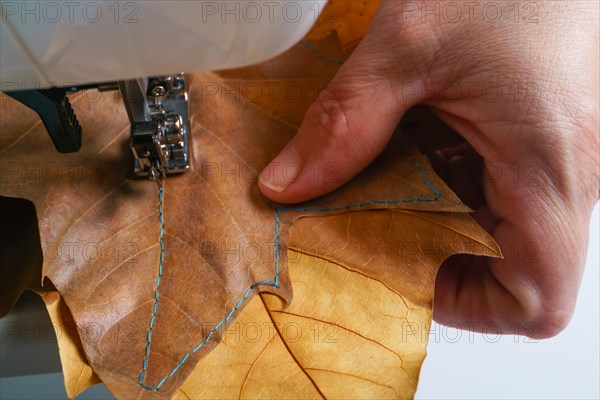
[138,155,440,391]
[139,185,165,388]
[301,40,344,65]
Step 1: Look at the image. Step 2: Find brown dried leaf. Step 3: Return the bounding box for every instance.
[0,3,499,398]
[0,77,468,398]
[20,207,500,399]
[0,197,97,397]
[176,211,500,399]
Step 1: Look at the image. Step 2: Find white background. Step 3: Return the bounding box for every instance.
[417,204,600,399]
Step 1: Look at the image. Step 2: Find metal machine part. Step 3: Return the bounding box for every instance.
[121,74,190,179]
[3,74,190,180]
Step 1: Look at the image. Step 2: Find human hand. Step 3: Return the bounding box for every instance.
[258,1,600,338]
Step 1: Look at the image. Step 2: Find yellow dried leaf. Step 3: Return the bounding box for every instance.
[37,291,101,399]
[0,33,473,399]
[22,207,500,400]
[0,3,501,399]
[176,210,500,399]
[306,0,381,48]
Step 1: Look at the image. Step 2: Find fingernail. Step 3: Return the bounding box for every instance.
[259,146,302,193]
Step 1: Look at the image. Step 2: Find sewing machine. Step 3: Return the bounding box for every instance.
[1,0,326,179]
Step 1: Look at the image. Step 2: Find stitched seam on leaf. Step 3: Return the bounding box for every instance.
[138,153,441,391]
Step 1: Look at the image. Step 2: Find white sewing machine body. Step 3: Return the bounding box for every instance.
[0,0,326,177]
[1,0,326,89]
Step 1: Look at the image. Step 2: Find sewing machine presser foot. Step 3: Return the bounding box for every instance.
[4,73,191,181]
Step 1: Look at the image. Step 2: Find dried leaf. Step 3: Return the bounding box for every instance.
[0,3,500,398]
[306,0,381,48]
[0,197,97,397]
[17,208,500,400]
[289,210,501,309]
[38,291,101,398]
[176,211,499,399]
[0,79,468,398]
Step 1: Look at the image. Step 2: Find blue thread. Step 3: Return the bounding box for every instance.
[139,185,165,386]
[301,40,344,65]
[138,155,440,391]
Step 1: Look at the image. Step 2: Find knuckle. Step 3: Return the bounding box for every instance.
[309,83,380,164]
[309,83,354,146]
[528,304,574,339]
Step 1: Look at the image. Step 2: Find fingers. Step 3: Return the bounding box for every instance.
[432,133,595,338]
[259,27,418,203]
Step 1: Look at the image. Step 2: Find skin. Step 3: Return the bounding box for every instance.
[258,1,600,338]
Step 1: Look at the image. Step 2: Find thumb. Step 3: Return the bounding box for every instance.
[258,31,418,203]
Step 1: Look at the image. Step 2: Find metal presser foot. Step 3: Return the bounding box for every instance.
[119,74,190,181]
[4,74,191,181]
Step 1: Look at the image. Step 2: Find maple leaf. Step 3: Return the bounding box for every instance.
[0,79,498,399]
[0,3,501,398]
[174,211,499,399]
[0,198,100,398]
